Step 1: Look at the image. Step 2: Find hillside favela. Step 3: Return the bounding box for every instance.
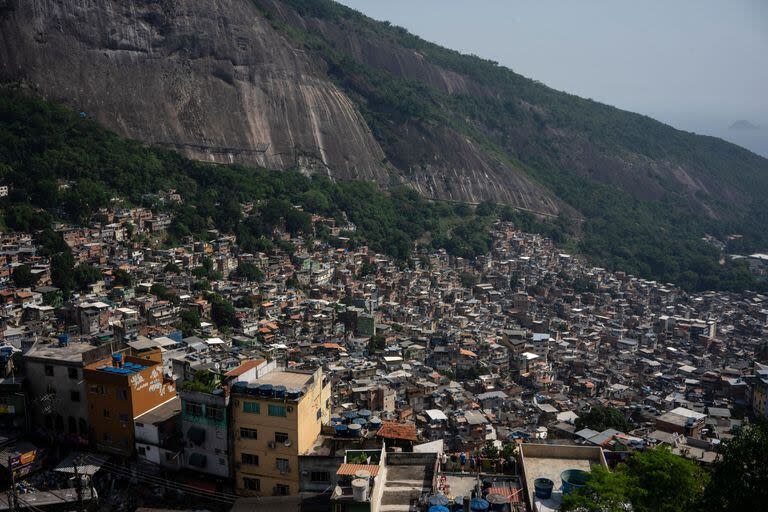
[0,1,766,511]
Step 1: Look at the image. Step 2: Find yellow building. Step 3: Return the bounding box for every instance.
[232,366,331,497]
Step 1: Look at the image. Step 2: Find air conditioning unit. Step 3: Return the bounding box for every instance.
[267,441,276,449]
[286,406,294,413]
[283,440,292,447]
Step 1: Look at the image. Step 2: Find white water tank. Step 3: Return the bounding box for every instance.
[352,478,368,502]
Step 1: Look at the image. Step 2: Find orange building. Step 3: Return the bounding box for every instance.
[84,353,176,456]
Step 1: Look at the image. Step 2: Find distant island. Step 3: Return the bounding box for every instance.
[729,119,760,130]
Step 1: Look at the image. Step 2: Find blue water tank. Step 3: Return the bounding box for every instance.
[258,384,274,397]
[470,499,489,511]
[58,334,69,347]
[273,385,287,399]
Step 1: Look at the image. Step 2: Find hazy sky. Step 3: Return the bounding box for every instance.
[336,0,768,156]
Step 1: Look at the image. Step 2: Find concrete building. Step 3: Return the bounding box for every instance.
[180,386,230,478]
[84,353,177,456]
[135,396,182,471]
[231,366,331,497]
[23,339,116,439]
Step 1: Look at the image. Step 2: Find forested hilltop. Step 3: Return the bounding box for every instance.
[0,90,761,292]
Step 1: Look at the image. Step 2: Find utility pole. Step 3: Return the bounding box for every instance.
[7,457,17,512]
[73,458,84,512]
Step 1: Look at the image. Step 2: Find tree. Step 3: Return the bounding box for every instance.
[563,447,705,512]
[50,251,75,293]
[210,295,238,329]
[562,465,633,512]
[368,334,386,353]
[701,418,768,511]
[575,406,633,433]
[625,446,706,512]
[164,262,181,274]
[235,262,263,282]
[112,268,133,287]
[73,264,102,290]
[178,309,201,337]
[12,265,37,288]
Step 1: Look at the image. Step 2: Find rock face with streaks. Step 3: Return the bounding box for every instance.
[4,0,767,223]
[0,0,559,213]
[0,0,388,183]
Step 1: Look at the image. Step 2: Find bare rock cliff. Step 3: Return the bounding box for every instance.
[0,0,388,182]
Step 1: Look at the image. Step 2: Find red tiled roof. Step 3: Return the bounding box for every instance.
[336,464,380,477]
[225,359,265,377]
[376,421,418,441]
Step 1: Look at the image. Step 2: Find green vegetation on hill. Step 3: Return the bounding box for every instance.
[254,0,768,292]
[0,90,495,262]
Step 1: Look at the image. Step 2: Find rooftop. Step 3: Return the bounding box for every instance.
[135,396,181,424]
[249,369,314,389]
[25,342,96,363]
[520,444,608,512]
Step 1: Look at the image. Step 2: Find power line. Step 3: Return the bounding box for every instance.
[84,461,236,504]
[93,465,235,504]
[84,456,240,500]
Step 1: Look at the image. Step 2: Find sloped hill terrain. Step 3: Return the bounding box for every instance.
[1,0,767,288]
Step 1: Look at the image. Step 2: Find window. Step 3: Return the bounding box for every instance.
[243,402,260,414]
[206,406,224,422]
[68,368,78,380]
[317,409,322,420]
[218,458,226,465]
[138,446,146,456]
[240,428,258,440]
[276,458,290,473]
[44,365,54,377]
[119,413,130,422]
[311,471,330,483]
[185,402,203,417]
[268,404,286,417]
[274,484,289,496]
[241,453,259,466]
[70,391,81,402]
[274,432,289,444]
[136,422,144,428]
[243,477,260,492]
[89,385,104,395]
[103,409,110,418]
[117,389,128,401]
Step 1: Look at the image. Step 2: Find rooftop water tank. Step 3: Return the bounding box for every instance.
[561,469,590,495]
[246,383,260,396]
[258,384,274,398]
[347,423,362,437]
[429,495,450,507]
[231,382,248,394]
[351,478,368,502]
[470,498,489,511]
[273,385,287,399]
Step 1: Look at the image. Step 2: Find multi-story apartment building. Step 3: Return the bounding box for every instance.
[231,366,331,497]
[84,353,176,456]
[24,338,116,439]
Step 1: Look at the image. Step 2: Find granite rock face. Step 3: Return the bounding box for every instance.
[0,0,560,214]
[0,0,389,182]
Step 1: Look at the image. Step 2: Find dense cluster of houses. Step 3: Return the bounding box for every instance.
[0,201,766,512]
